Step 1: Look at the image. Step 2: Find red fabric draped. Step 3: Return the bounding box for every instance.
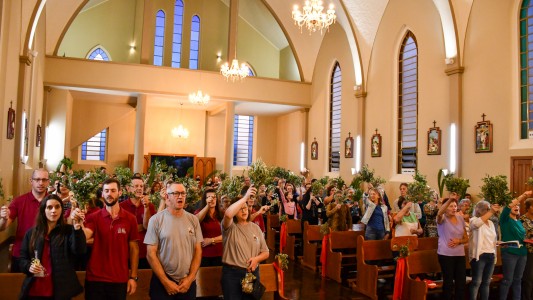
[280,223,287,252]
[392,257,407,300]
[273,261,285,293]
[320,234,330,277]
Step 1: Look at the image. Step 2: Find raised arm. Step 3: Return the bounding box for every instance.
[195,202,210,222]
[0,206,14,231]
[393,202,412,224]
[436,198,453,224]
[223,186,257,229]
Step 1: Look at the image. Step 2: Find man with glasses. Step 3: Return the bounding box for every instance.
[145,182,202,299]
[0,168,49,272]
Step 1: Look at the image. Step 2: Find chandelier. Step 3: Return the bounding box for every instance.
[189,90,210,105]
[292,0,336,34]
[171,103,189,139]
[220,59,249,82]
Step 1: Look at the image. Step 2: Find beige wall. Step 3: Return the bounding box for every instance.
[280,46,299,81]
[205,112,226,171]
[275,111,306,173]
[255,115,278,166]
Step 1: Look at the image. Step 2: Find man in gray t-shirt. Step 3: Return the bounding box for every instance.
[145,182,202,299]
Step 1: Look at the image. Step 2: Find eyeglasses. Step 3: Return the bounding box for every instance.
[168,191,187,197]
[32,178,50,183]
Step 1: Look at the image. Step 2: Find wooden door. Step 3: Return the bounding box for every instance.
[194,157,216,185]
[511,156,533,215]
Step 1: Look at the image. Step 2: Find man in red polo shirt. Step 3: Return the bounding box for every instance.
[120,175,155,269]
[0,168,48,273]
[77,178,139,300]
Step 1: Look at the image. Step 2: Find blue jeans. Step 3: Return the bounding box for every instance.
[221,265,260,300]
[470,253,495,300]
[365,226,385,240]
[500,251,527,300]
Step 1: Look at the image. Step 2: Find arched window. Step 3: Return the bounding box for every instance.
[520,0,533,139]
[398,32,418,174]
[154,10,165,66]
[87,46,110,61]
[329,63,341,172]
[189,15,200,70]
[171,0,184,68]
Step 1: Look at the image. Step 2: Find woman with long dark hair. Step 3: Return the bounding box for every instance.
[195,188,223,266]
[19,194,86,300]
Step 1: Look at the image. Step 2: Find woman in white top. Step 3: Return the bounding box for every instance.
[469,200,499,300]
[393,197,423,237]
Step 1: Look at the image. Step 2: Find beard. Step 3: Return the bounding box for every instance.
[104,196,118,207]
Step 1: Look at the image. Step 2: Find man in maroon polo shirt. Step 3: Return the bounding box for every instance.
[75,178,139,300]
[0,168,48,273]
[120,175,155,269]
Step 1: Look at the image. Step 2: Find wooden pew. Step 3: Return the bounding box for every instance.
[282,219,302,260]
[267,214,281,252]
[417,237,438,250]
[325,230,363,283]
[353,235,395,299]
[301,222,324,271]
[0,264,287,300]
[402,249,442,300]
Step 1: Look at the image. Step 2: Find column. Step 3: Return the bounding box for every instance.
[223,102,235,174]
[445,64,464,175]
[133,94,147,173]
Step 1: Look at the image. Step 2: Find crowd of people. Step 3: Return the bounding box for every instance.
[1,167,533,300]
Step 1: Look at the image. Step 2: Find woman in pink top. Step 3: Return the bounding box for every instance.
[436,195,468,300]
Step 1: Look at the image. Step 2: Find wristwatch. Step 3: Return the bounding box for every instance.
[212,238,215,244]
[129,276,138,281]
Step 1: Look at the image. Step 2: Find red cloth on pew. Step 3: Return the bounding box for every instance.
[273,261,285,293]
[392,257,406,300]
[280,223,287,252]
[320,234,330,277]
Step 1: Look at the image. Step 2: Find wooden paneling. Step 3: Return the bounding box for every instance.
[511,156,533,215]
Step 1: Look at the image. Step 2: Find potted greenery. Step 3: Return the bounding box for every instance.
[479,174,513,206]
[443,173,470,199]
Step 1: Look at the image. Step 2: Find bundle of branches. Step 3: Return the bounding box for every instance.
[370,176,386,187]
[56,156,74,173]
[330,176,345,190]
[527,177,533,188]
[443,173,470,199]
[311,181,324,196]
[247,159,271,187]
[407,171,432,203]
[218,176,244,202]
[175,176,201,207]
[318,176,330,187]
[114,166,133,191]
[67,172,101,209]
[270,166,290,183]
[479,174,513,206]
[286,172,303,187]
[359,165,375,183]
[0,178,4,201]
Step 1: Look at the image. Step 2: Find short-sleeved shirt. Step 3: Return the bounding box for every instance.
[222,222,269,269]
[144,210,203,281]
[9,192,41,257]
[437,215,466,256]
[85,208,139,283]
[120,198,156,259]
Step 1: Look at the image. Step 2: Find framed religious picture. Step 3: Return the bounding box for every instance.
[345,132,354,158]
[311,138,318,160]
[427,121,441,155]
[475,114,493,153]
[6,101,15,139]
[371,129,382,157]
[36,123,41,147]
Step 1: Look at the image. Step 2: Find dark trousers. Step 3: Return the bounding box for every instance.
[85,280,127,300]
[201,256,223,267]
[11,256,22,273]
[438,254,466,300]
[221,265,259,300]
[149,274,196,300]
[138,258,151,269]
[523,252,533,300]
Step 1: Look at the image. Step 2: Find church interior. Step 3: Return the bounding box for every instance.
[0,0,532,298]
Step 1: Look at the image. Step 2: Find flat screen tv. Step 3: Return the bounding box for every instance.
[149,154,195,178]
